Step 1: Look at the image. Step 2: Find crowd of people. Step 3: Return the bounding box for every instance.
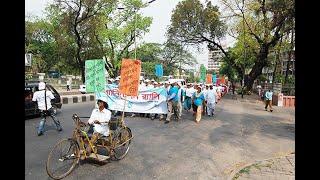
[109,77,228,124]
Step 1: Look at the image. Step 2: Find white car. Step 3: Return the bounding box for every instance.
[79,85,86,94]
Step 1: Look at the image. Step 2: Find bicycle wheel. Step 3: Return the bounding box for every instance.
[113,127,132,160]
[46,138,80,179]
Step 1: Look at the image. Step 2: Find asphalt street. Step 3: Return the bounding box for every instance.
[25,94,295,180]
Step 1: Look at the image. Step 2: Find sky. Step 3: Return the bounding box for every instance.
[25,0,235,69]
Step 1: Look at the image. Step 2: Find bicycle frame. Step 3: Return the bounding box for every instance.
[71,114,133,161]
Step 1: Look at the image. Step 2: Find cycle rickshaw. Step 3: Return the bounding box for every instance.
[46,114,133,179]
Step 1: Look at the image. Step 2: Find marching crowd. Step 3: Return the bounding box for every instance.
[109,78,228,124]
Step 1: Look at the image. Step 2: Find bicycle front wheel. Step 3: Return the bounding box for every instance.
[113,127,132,160]
[46,138,80,179]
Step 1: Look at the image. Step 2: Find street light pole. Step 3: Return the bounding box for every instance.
[134,11,137,60]
[241,0,245,99]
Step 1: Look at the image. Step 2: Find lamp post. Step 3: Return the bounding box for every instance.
[241,0,246,99]
[117,0,156,60]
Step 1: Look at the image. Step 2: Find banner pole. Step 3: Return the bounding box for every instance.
[121,95,127,124]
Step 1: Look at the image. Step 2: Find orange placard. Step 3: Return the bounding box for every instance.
[119,59,141,96]
[206,74,212,84]
[220,76,225,84]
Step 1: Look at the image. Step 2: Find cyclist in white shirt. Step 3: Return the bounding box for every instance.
[86,96,111,153]
[32,82,62,136]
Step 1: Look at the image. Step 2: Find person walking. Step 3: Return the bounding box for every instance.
[192,86,205,123]
[265,89,273,112]
[164,82,179,124]
[206,85,218,117]
[66,80,71,91]
[32,82,62,136]
[184,84,193,111]
[176,82,184,120]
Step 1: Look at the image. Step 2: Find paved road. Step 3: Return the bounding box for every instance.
[25,94,295,180]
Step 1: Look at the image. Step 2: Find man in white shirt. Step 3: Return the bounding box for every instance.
[176,82,184,119]
[202,85,209,115]
[184,84,193,111]
[206,85,218,116]
[32,82,62,136]
[87,96,111,153]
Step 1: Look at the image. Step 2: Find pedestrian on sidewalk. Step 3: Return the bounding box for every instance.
[66,80,71,91]
[192,86,205,123]
[33,82,62,136]
[264,89,273,112]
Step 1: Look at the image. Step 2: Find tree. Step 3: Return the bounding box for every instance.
[220,0,295,90]
[46,0,115,83]
[25,19,59,74]
[168,0,294,91]
[94,0,153,77]
[160,40,196,76]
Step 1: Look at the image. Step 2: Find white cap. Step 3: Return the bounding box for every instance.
[151,79,155,82]
[38,82,46,90]
[145,79,150,82]
[115,77,120,80]
[97,96,108,103]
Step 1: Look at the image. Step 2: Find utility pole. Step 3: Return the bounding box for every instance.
[241,0,245,99]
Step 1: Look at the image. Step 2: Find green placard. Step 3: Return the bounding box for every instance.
[85,59,106,93]
[200,64,206,82]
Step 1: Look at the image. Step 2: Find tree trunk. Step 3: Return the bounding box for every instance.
[245,44,269,91]
[284,29,294,85]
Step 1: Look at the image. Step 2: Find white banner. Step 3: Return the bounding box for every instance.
[96,84,168,114]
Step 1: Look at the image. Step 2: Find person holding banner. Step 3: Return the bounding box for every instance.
[192,86,205,123]
[165,82,179,124]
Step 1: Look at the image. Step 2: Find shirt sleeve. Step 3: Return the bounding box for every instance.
[32,92,37,101]
[88,109,96,124]
[48,91,55,99]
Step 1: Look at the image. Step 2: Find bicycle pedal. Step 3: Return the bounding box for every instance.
[89,153,110,161]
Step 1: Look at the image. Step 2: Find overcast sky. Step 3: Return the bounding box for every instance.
[25,0,235,69]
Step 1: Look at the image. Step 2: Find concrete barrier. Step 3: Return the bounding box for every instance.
[60,94,95,104]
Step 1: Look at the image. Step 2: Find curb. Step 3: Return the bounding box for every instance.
[60,94,96,104]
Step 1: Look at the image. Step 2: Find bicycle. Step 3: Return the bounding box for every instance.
[46,114,133,179]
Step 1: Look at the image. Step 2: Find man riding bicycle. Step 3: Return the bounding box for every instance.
[86,96,111,153]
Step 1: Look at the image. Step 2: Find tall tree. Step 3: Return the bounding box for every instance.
[220,0,294,90]
[160,40,196,76]
[94,0,153,77]
[47,0,114,83]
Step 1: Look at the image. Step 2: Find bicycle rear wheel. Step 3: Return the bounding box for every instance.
[113,127,132,160]
[46,138,80,179]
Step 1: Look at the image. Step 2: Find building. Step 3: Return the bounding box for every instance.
[261,50,295,82]
[208,48,224,73]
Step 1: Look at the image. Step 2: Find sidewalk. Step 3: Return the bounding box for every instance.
[229,152,295,180]
[225,93,295,115]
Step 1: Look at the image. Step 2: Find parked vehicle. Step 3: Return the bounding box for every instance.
[25,81,62,117]
[79,84,86,94]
